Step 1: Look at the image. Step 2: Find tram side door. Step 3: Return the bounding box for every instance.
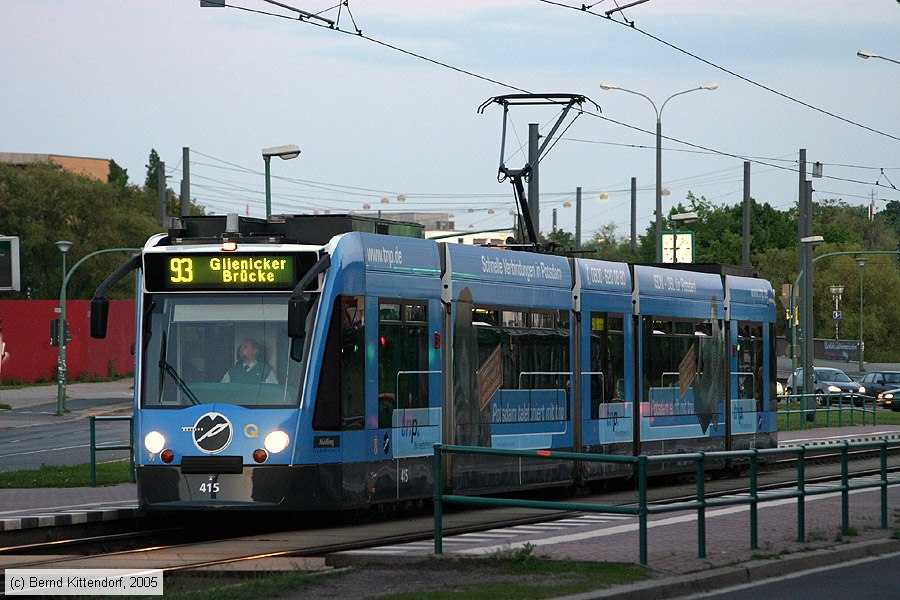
[365,295,438,503]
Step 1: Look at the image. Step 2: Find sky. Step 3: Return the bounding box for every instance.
[1,0,897,243]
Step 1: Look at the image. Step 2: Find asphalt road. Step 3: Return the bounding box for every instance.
[0,382,133,472]
[679,551,900,599]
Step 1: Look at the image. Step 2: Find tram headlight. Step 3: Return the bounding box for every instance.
[264,430,290,454]
[144,431,166,454]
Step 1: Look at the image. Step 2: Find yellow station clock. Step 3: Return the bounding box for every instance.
[675,232,693,263]
[661,233,676,263]
[661,231,694,263]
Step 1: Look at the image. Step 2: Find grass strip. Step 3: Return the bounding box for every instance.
[0,460,132,488]
[151,555,650,600]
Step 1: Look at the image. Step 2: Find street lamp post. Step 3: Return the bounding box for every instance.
[262,145,301,220]
[600,82,718,262]
[857,257,867,372]
[56,245,140,415]
[829,284,844,339]
[789,235,824,418]
[56,240,73,416]
[857,50,900,65]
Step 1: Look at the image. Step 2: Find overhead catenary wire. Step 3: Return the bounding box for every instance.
[539,0,900,143]
[217,1,896,197]
[198,1,898,222]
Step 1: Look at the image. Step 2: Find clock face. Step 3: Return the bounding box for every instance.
[661,233,675,263]
[675,233,693,263]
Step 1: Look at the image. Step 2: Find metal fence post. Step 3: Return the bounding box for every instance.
[638,455,648,566]
[750,448,759,550]
[881,440,888,529]
[434,444,443,555]
[89,416,97,488]
[797,446,806,542]
[841,441,850,535]
[696,452,706,559]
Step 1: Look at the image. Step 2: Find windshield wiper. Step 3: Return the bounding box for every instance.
[158,331,200,406]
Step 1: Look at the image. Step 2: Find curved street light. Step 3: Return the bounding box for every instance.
[599,82,718,261]
[262,145,301,220]
[56,245,140,415]
[857,50,900,65]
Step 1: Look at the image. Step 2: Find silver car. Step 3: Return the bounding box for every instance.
[785,367,865,404]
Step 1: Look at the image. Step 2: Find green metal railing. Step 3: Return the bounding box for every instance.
[433,440,900,566]
[779,392,878,430]
[89,415,135,487]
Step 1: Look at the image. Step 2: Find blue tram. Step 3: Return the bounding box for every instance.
[90,214,777,510]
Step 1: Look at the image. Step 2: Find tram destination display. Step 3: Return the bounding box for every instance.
[144,253,303,291]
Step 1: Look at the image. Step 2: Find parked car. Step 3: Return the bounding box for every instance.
[859,371,900,398]
[785,367,866,405]
[876,388,900,411]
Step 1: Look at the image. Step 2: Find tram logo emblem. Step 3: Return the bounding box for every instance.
[191,412,233,454]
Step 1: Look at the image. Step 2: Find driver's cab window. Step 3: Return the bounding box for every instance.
[143,297,296,407]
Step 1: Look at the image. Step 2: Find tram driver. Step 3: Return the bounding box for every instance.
[222,338,277,384]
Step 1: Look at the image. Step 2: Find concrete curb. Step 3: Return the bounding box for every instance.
[0,506,140,532]
[550,538,900,600]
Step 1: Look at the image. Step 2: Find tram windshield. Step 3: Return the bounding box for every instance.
[141,295,300,407]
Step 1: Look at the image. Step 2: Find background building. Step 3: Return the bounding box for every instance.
[0,152,110,181]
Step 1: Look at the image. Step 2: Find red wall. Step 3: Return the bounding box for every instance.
[0,300,135,384]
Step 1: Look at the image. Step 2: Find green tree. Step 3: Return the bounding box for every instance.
[145,148,163,192]
[108,159,129,190]
[542,229,576,253]
[880,200,900,237]
[0,163,162,300]
[814,253,900,361]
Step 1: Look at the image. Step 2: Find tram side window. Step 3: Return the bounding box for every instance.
[589,312,625,418]
[642,316,723,416]
[313,296,365,431]
[473,306,570,419]
[378,300,429,428]
[737,323,765,411]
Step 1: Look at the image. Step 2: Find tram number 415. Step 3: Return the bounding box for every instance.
[200,482,220,493]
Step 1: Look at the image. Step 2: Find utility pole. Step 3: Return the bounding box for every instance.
[575,187,582,250]
[797,148,816,413]
[803,179,814,404]
[742,161,750,267]
[797,150,806,394]
[631,177,637,254]
[527,124,540,237]
[180,147,190,217]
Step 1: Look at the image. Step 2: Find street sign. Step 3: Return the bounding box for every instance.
[833,310,842,320]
